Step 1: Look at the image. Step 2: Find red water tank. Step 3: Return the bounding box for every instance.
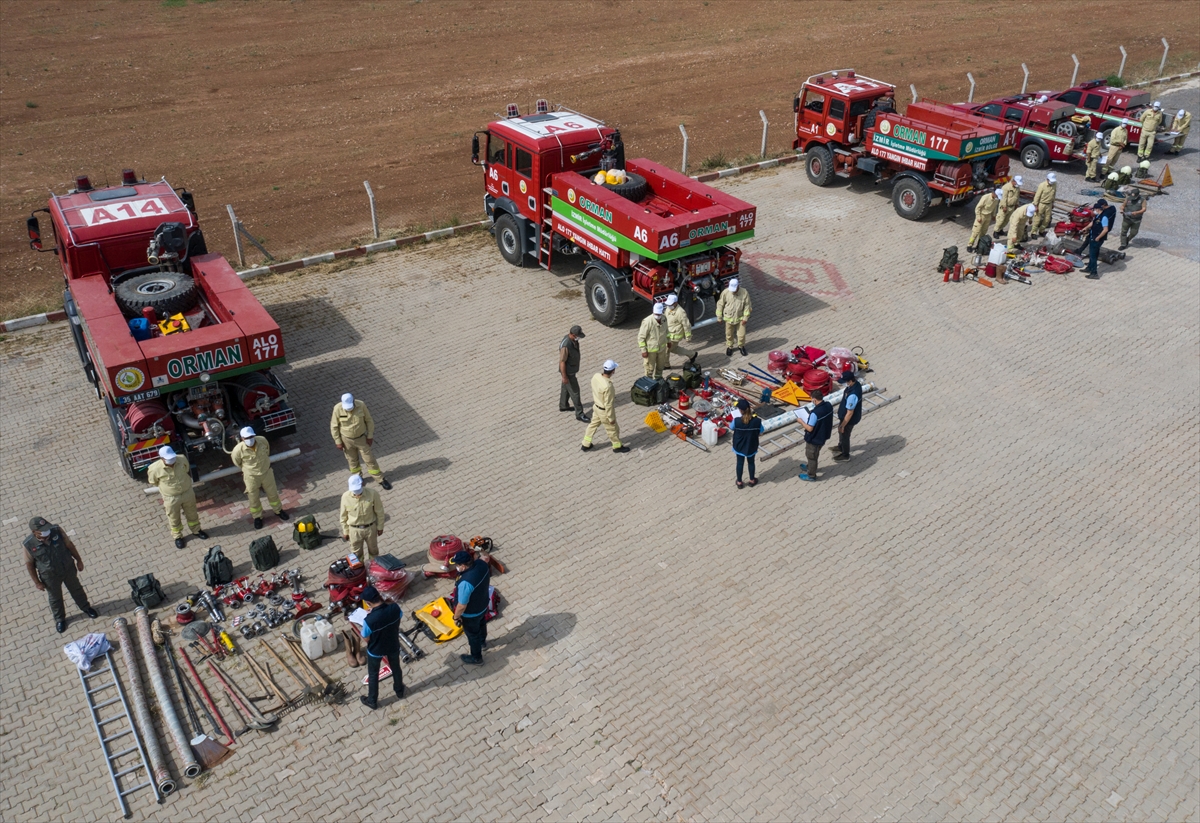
[802,369,832,394]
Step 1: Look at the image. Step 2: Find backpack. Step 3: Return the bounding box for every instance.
[681,362,703,389]
[249,536,280,572]
[938,246,958,272]
[631,376,668,407]
[292,515,324,551]
[202,545,234,587]
[128,574,166,609]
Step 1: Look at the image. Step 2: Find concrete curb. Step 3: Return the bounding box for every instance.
[1127,70,1200,88]
[693,153,803,183]
[0,309,67,334]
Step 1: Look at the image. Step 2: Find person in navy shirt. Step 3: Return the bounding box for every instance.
[798,388,834,482]
[731,399,763,489]
[833,370,862,462]
[359,585,404,709]
[451,550,492,666]
[1080,199,1114,279]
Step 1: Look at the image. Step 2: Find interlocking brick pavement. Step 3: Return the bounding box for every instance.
[1,117,1197,822]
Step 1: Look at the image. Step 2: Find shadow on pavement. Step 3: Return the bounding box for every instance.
[759,433,908,484]
[268,296,363,359]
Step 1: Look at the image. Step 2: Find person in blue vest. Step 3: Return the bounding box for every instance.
[797,388,834,482]
[731,399,763,489]
[1079,199,1115,280]
[359,585,404,709]
[451,550,492,666]
[832,371,862,462]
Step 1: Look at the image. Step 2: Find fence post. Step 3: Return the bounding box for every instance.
[1118,46,1128,80]
[909,83,918,105]
[363,181,379,239]
[1021,63,1030,94]
[759,110,769,158]
[678,124,689,174]
[225,204,245,267]
[1070,54,1080,87]
[1159,38,1169,77]
[966,72,976,103]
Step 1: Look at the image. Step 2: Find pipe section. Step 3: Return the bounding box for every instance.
[113,617,175,795]
[135,608,201,778]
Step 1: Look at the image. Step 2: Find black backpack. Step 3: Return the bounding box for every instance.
[249,536,280,571]
[681,362,703,389]
[203,545,234,587]
[292,515,325,551]
[938,246,958,272]
[631,376,668,407]
[129,574,166,609]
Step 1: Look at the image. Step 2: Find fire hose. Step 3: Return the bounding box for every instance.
[112,618,174,795]
[134,608,201,778]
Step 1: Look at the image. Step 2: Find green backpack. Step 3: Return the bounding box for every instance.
[292,515,325,551]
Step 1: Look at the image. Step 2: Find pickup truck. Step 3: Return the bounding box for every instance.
[1041,80,1180,152]
[950,95,1087,168]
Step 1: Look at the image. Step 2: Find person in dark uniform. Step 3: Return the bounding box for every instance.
[863,91,895,131]
[1079,199,1115,279]
[24,516,98,633]
[833,370,863,462]
[731,399,763,489]
[797,389,834,482]
[451,550,492,666]
[559,325,590,422]
[359,585,404,709]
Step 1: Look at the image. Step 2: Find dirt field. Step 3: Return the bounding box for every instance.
[2,0,1197,318]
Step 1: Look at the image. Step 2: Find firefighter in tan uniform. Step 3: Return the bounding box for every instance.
[339,474,385,560]
[581,360,629,453]
[1084,134,1103,181]
[968,189,1001,250]
[1006,204,1036,250]
[1136,101,1164,161]
[1030,172,1058,237]
[1104,124,1128,170]
[330,393,392,490]
[991,175,1022,237]
[146,446,208,549]
[231,426,288,529]
[638,302,670,379]
[1169,109,1191,154]
[664,294,698,366]
[715,278,752,357]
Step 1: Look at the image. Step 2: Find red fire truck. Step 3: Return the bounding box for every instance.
[473,102,756,326]
[1041,80,1181,151]
[27,170,296,478]
[950,96,1087,168]
[793,70,1016,220]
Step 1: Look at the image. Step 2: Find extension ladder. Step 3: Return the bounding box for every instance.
[78,649,161,819]
[758,387,901,460]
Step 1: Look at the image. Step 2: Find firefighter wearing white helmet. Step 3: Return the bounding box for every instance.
[1084,132,1103,181]
[1104,123,1128,169]
[663,294,698,367]
[231,426,288,529]
[1137,101,1164,161]
[637,302,670,379]
[330,393,391,490]
[992,175,1022,238]
[1169,109,1191,154]
[715,278,752,356]
[1030,172,1058,236]
[967,188,1001,251]
[1006,203,1037,250]
[146,445,208,549]
[339,473,385,560]
[582,360,628,453]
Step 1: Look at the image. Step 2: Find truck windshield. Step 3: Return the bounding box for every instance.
[488,136,507,166]
[803,91,825,114]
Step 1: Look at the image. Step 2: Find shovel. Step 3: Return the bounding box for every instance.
[165,636,232,769]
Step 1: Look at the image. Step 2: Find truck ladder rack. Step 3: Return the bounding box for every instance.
[537,189,554,270]
[758,387,901,460]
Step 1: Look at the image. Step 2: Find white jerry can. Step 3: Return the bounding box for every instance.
[300,622,325,660]
[314,617,338,654]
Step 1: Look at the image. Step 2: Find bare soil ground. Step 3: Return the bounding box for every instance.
[2,0,1196,318]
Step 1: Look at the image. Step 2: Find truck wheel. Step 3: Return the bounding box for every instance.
[1020,142,1048,169]
[805,146,835,186]
[892,178,931,221]
[494,214,524,267]
[584,268,628,327]
[114,271,198,318]
[1056,121,1078,138]
[601,173,648,201]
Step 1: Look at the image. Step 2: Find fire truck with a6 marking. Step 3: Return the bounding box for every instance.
[473,102,756,327]
[26,170,297,478]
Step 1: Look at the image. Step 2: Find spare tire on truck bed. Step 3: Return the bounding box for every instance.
[114,271,198,318]
[601,172,648,201]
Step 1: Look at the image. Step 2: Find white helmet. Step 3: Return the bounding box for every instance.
[1107,172,1119,181]
[1025,204,1036,216]
[602,359,618,372]
[1013,175,1023,187]
[1046,172,1057,184]
[652,302,664,315]
[1121,165,1131,176]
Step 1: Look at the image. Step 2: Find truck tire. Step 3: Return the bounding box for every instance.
[805,146,835,186]
[114,271,198,318]
[1056,120,1078,138]
[494,214,525,267]
[892,177,931,221]
[1020,141,1048,169]
[601,172,647,201]
[584,267,628,326]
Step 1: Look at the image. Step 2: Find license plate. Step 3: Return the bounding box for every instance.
[117,389,161,405]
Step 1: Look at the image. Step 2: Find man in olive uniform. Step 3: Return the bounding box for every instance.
[558,325,589,422]
[991,175,1022,237]
[1006,204,1036,250]
[1137,101,1164,161]
[147,445,208,549]
[968,188,1001,251]
[581,360,628,453]
[637,302,670,379]
[24,516,99,633]
[1169,109,1191,154]
[1030,172,1058,237]
[1104,123,1128,170]
[1084,133,1103,181]
[331,393,392,490]
[1118,187,1147,250]
[339,474,385,561]
[231,426,289,530]
[664,294,698,367]
[715,278,752,357]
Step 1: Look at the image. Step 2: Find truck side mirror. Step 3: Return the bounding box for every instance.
[793,95,800,113]
[178,188,197,215]
[471,135,480,165]
[26,215,42,251]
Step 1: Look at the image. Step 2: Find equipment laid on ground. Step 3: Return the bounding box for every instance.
[414,597,463,642]
[164,635,231,770]
[248,536,279,571]
[631,376,669,406]
[134,608,200,778]
[474,104,756,326]
[178,645,234,742]
[758,384,901,460]
[203,546,234,587]
[367,554,413,601]
[26,171,297,479]
[292,515,328,550]
[128,574,166,609]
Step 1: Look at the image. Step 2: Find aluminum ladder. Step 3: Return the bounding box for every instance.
[759,387,901,460]
[537,189,554,270]
[78,649,161,818]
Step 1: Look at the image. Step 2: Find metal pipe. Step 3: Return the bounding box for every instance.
[143,447,301,494]
[363,181,379,239]
[1021,63,1030,94]
[1159,38,1169,78]
[1118,46,1128,80]
[966,73,976,103]
[225,205,245,268]
[1070,54,1080,88]
[678,124,689,174]
[135,608,201,778]
[113,618,175,796]
[761,382,878,434]
[759,110,769,158]
[909,84,918,105]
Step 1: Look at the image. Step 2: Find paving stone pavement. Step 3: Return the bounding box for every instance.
[1,135,1197,823]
